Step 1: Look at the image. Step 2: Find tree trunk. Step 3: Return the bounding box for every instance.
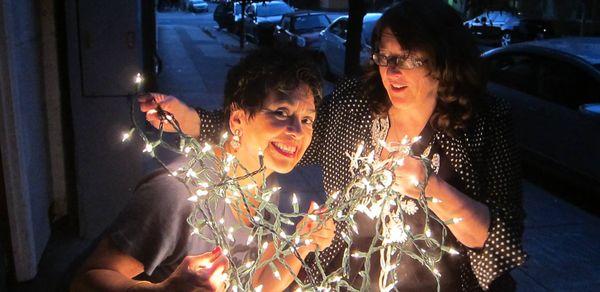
[344,0,367,77]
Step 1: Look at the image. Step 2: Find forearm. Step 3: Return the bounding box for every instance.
[426,176,490,249]
[252,243,312,292]
[71,269,160,292]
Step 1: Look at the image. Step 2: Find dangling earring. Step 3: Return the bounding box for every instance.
[230,129,241,150]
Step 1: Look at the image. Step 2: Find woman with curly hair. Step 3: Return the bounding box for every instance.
[140,1,526,290]
[71,48,334,292]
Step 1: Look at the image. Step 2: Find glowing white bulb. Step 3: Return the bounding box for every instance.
[425,228,432,238]
[219,218,225,224]
[196,189,208,197]
[452,217,463,224]
[245,261,254,268]
[255,285,263,292]
[222,248,229,255]
[184,146,192,154]
[351,252,361,258]
[134,73,143,84]
[311,202,320,210]
[143,143,153,153]
[331,191,339,200]
[432,197,443,204]
[258,148,264,157]
[224,198,232,204]
[191,227,200,235]
[201,143,212,153]
[186,169,198,178]
[187,195,198,202]
[246,235,254,245]
[147,109,157,115]
[262,242,269,250]
[273,270,281,280]
[433,268,441,277]
[222,132,228,139]
[411,136,422,143]
[449,248,459,255]
[121,132,131,142]
[279,231,287,239]
[308,214,318,221]
[292,193,298,204]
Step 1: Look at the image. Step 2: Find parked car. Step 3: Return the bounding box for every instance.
[243,1,294,45]
[317,13,382,78]
[213,1,242,32]
[273,11,331,49]
[482,37,600,191]
[188,0,209,13]
[464,11,554,46]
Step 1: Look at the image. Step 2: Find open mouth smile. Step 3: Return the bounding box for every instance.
[271,142,298,158]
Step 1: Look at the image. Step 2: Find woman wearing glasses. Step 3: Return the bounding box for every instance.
[141,1,526,290]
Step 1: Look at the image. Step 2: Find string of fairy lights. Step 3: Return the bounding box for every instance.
[122,74,462,291]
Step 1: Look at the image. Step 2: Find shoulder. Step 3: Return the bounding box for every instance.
[134,169,193,215]
[468,93,512,133]
[329,78,367,104]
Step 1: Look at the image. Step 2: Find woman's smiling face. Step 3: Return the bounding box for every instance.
[230,83,316,175]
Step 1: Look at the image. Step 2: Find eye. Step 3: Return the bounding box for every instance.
[272,109,289,119]
[302,117,314,126]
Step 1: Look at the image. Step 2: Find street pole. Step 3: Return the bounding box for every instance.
[240,0,247,49]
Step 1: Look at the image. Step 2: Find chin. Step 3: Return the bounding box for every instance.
[265,157,297,174]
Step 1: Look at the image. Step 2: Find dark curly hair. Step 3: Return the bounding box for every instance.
[223,48,323,131]
[363,0,486,136]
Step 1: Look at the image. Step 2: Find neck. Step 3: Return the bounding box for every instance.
[387,96,436,137]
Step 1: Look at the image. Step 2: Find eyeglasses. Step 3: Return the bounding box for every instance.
[371,53,428,70]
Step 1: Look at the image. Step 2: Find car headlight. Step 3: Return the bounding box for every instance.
[296,36,306,47]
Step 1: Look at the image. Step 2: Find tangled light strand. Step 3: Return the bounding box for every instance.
[123,74,461,291]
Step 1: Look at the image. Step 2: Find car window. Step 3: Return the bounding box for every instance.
[537,58,600,109]
[281,16,291,29]
[256,3,293,17]
[293,15,330,32]
[488,53,539,96]
[363,19,377,45]
[330,19,347,40]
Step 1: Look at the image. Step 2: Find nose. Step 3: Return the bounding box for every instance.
[285,117,303,139]
[386,64,403,76]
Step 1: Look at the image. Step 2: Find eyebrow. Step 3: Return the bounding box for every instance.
[269,98,316,114]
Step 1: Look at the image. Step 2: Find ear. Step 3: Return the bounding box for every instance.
[228,107,247,134]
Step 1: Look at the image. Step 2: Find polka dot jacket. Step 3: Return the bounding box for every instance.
[197,78,527,291]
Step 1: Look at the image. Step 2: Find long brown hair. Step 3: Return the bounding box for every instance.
[363,0,486,136]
